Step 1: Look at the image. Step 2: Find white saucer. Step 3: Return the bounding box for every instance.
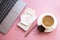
[37,13,57,32]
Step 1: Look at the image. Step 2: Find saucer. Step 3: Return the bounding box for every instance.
[37,13,57,32]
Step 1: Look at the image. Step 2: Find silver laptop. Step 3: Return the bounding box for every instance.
[0,0,26,34]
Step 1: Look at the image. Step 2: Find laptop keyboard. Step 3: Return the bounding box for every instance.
[0,0,17,24]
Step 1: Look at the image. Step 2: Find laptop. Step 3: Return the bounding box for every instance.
[0,0,26,34]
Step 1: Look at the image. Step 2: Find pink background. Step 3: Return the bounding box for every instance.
[0,0,60,40]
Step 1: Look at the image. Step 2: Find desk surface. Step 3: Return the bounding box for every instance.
[0,0,60,40]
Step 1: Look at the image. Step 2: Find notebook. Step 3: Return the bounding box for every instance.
[18,7,37,31]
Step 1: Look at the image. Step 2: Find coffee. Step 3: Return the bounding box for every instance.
[42,15,54,27]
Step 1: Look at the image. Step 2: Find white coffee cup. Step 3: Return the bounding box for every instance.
[37,13,57,32]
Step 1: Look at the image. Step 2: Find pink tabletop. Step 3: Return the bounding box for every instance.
[0,0,60,40]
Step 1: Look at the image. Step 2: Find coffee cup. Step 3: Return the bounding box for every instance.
[37,13,57,32]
